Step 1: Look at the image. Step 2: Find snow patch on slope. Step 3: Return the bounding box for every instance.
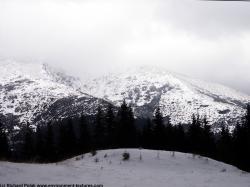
[0,60,88,124]
[82,66,250,126]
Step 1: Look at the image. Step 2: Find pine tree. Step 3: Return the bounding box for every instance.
[105,104,116,148]
[94,106,106,149]
[58,118,76,159]
[165,116,174,150]
[66,118,77,156]
[201,116,215,157]
[44,122,56,162]
[127,105,137,147]
[244,105,250,170]
[22,122,34,161]
[34,124,44,161]
[173,124,186,152]
[78,115,90,153]
[58,120,67,159]
[232,105,250,171]
[187,114,203,154]
[0,119,9,160]
[117,100,136,148]
[217,124,232,163]
[142,118,154,149]
[245,104,250,129]
[152,107,165,150]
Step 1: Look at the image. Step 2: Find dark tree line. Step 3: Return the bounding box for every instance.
[0,102,250,172]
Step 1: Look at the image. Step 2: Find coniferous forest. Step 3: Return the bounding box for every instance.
[0,101,250,172]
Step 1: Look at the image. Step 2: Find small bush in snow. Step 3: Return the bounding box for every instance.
[221,168,227,172]
[104,154,108,158]
[122,152,130,161]
[205,158,209,163]
[94,158,99,163]
[171,151,175,157]
[91,150,97,156]
[156,151,160,159]
[192,154,196,159]
[75,157,81,161]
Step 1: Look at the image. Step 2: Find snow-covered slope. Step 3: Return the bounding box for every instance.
[0,60,110,126]
[0,149,249,187]
[82,66,250,126]
[1,61,249,128]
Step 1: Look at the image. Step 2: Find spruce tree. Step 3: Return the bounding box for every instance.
[66,118,77,156]
[232,105,250,171]
[78,115,90,153]
[201,116,215,157]
[34,124,44,161]
[173,124,186,152]
[58,120,67,159]
[58,118,76,159]
[44,122,56,162]
[152,107,165,150]
[22,122,34,161]
[117,100,136,148]
[217,124,232,163]
[165,116,174,150]
[94,106,106,149]
[142,118,154,149]
[0,119,9,160]
[127,105,137,146]
[105,104,116,148]
[187,114,203,154]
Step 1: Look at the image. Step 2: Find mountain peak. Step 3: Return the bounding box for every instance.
[1,61,249,129]
[82,66,250,127]
[0,60,109,125]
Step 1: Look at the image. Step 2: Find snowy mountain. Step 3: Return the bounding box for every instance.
[0,60,111,127]
[1,61,249,129]
[1,149,249,186]
[82,66,250,127]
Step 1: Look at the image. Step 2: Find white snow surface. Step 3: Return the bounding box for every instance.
[0,60,86,123]
[0,149,249,187]
[82,66,250,125]
[1,61,250,126]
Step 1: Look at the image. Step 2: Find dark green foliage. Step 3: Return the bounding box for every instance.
[142,118,154,149]
[0,119,10,159]
[201,118,215,157]
[173,124,186,152]
[77,115,91,153]
[34,124,44,161]
[63,118,77,157]
[187,114,203,154]
[94,106,106,149]
[232,105,250,171]
[152,107,166,150]
[117,100,136,148]
[44,122,56,162]
[1,103,250,172]
[122,152,130,161]
[105,104,116,148]
[91,150,97,156]
[217,124,232,163]
[22,122,34,161]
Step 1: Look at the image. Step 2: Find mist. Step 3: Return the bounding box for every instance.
[0,0,250,94]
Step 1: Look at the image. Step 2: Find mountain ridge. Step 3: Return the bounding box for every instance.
[0,60,111,127]
[0,61,249,129]
[82,66,250,127]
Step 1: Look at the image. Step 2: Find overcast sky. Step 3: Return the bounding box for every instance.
[0,0,250,94]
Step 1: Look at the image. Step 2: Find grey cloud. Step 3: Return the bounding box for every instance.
[0,0,250,94]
